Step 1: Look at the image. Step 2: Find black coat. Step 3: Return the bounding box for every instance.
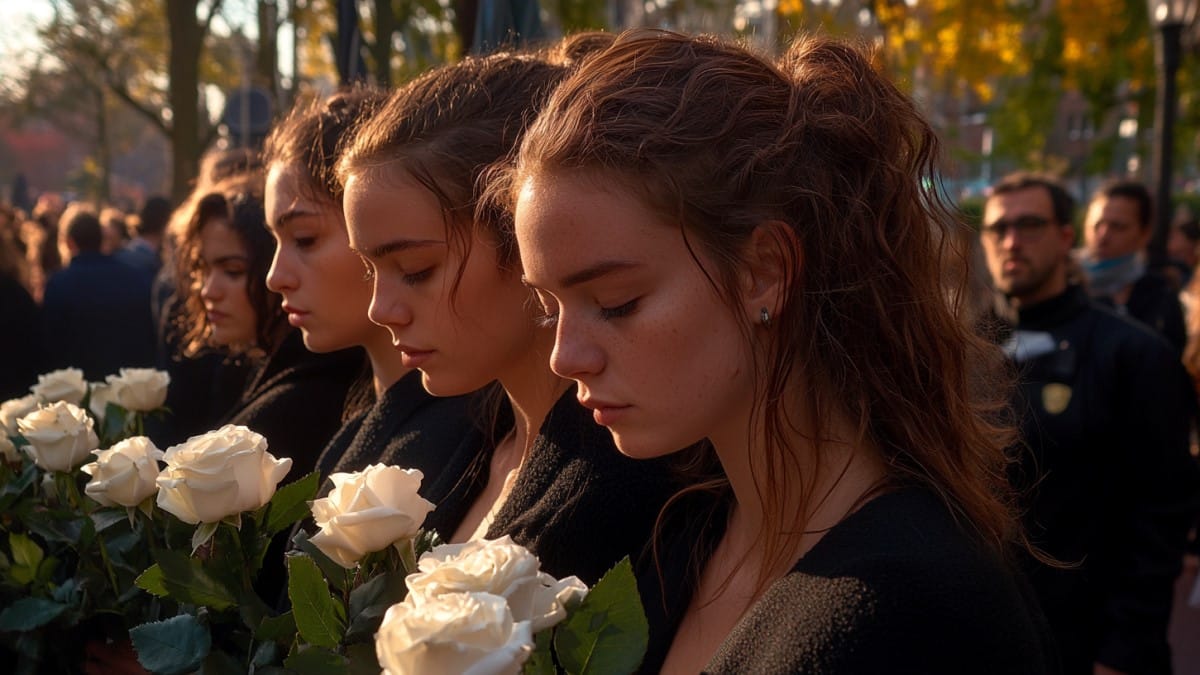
[0,274,45,399]
[41,252,156,380]
[639,487,1055,675]
[1000,285,1200,675]
[421,385,681,585]
[315,369,477,486]
[218,330,362,481]
[1101,271,1187,355]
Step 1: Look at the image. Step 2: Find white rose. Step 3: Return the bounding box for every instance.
[82,437,165,507]
[407,536,588,632]
[17,401,100,472]
[106,368,170,412]
[156,424,292,524]
[309,464,434,568]
[375,592,533,675]
[0,395,40,436]
[88,382,117,423]
[30,368,87,405]
[0,435,19,463]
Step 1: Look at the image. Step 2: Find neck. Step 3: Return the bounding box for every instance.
[496,328,571,462]
[362,326,410,395]
[709,387,887,569]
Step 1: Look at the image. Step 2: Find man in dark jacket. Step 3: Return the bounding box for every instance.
[42,209,156,380]
[1080,180,1187,354]
[982,172,1200,675]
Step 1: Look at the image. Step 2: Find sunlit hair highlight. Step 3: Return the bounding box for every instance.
[505,29,1024,589]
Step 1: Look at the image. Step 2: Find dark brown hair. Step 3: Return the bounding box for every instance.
[174,173,285,357]
[507,30,1023,582]
[337,52,569,274]
[988,171,1076,227]
[263,86,388,204]
[1093,178,1153,229]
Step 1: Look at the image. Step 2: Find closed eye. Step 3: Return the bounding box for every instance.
[599,298,638,321]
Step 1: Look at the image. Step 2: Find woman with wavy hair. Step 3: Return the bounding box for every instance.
[509,31,1053,673]
[336,50,680,584]
[173,174,361,479]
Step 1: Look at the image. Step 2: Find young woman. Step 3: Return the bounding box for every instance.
[174,174,361,478]
[336,52,681,584]
[262,88,476,483]
[510,31,1054,673]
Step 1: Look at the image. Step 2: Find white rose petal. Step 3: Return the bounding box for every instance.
[88,382,116,423]
[407,536,589,632]
[375,592,533,675]
[0,394,40,436]
[309,464,434,568]
[106,368,170,412]
[30,368,88,405]
[82,436,165,507]
[17,401,100,472]
[155,424,292,524]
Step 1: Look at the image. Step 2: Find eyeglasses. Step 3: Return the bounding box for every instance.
[980,215,1056,241]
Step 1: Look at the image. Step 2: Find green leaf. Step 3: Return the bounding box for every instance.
[252,640,282,667]
[523,627,558,675]
[287,554,346,649]
[8,533,43,570]
[264,471,319,536]
[151,549,239,610]
[346,570,407,640]
[344,641,381,675]
[0,597,69,631]
[102,403,129,443]
[135,563,168,597]
[1,462,37,496]
[554,558,648,675]
[191,521,218,554]
[255,610,297,641]
[290,531,351,592]
[283,645,349,674]
[91,508,128,533]
[130,614,212,675]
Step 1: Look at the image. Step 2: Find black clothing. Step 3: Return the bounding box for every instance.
[315,370,477,484]
[0,274,45,399]
[421,385,680,585]
[1000,285,1200,675]
[218,330,362,481]
[1099,271,1187,355]
[41,252,156,380]
[639,487,1054,674]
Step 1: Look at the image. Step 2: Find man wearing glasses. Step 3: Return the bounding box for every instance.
[981,172,1199,675]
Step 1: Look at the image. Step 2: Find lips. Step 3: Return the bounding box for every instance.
[282,303,309,327]
[393,343,435,368]
[577,394,631,427]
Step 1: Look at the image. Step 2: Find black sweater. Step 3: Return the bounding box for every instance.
[314,370,476,487]
[640,488,1056,674]
[421,385,681,585]
[219,330,362,480]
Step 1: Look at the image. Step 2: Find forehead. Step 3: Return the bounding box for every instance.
[265,161,327,225]
[985,186,1055,222]
[1087,194,1140,223]
[199,219,246,256]
[342,169,446,248]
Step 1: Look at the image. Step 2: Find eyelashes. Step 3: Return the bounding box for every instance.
[534,298,640,328]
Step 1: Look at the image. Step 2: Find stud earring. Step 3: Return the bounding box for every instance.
[760,307,771,327]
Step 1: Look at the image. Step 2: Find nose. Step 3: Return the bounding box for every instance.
[549,314,605,381]
[367,277,413,336]
[199,270,220,301]
[265,246,294,293]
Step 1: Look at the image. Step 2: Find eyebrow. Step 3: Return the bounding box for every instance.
[211,255,248,266]
[557,260,641,288]
[352,238,445,259]
[271,207,317,232]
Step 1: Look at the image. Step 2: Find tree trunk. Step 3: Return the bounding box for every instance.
[257,0,279,100]
[371,0,397,87]
[166,0,203,202]
[95,85,112,203]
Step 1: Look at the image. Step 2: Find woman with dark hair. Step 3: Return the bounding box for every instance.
[262,87,476,483]
[173,174,360,479]
[336,51,680,584]
[510,31,1054,673]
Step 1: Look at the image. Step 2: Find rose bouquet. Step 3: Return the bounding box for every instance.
[0,367,172,671]
[274,465,648,674]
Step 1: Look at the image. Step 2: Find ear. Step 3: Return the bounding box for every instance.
[1056,223,1076,254]
[739,220,799,325]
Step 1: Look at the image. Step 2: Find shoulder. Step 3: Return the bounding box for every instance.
[707,489,1053,674]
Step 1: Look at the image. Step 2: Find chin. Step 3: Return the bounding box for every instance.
[418,370,481,398]
[610,431,681,461]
